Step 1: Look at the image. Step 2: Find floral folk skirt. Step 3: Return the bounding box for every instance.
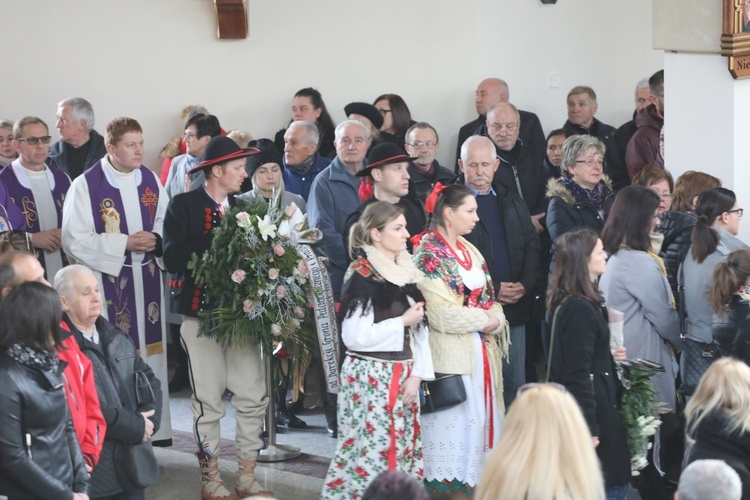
[321,354,422,500]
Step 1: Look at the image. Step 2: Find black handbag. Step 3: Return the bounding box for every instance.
[113,440,158,492]
[420,372,467,414]
[676,262,721,396]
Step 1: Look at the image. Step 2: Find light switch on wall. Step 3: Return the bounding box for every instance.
[549,73,561,89]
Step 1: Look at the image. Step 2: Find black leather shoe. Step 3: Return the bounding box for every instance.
[288,414,308,429]
[275,409,290,427]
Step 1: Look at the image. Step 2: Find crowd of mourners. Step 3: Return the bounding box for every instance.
[1,70,750,500]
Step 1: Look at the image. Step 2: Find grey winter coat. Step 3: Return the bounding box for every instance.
[599,249,681,411]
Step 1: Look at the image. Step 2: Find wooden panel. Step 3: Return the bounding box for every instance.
[214,0,248,39]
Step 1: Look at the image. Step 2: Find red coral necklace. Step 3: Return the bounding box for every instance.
[432,229,473,271]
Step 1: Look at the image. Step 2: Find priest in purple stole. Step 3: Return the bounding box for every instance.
[62,116,172,445]
[2,116,70,284]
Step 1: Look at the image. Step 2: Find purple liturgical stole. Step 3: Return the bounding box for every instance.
[0,164,70,270]
[0,180,28,231]
[84,162,164,354]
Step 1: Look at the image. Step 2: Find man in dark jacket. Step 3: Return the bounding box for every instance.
[626,70,664,178]
[404,122,455,206]
[56,264,161,500]
[485,103,549,234]
[614,78,651,178]
[562,86,629,192]
[48,97,107,179]
[282,121,331,202]
[457,136,540,409]
[455,78,545,171]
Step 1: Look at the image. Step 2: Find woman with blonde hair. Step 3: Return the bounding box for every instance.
[475,383,605,500]
[684,358,750,498]
[322,201,433,499]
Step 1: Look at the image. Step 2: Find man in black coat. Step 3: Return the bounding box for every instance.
[457,135,540,409]
[562,85,629,192]
[343,142,426,257]
[47,97,107,179]
[56,264,162,500]
[485,103,549,235]
[455,78,545,172]
[404,122,455,206]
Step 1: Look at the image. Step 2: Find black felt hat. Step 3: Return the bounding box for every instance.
[344,102,384,130]
[245,139,283,179]
[356,142,417,178]
[188,136,259,175]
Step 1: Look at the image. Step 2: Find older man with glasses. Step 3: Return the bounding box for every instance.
[0,116,70,284]
[404,122,455,206]
[485,103,549,235]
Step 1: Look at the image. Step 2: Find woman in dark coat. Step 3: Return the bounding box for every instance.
[545,135,614,269]
[0,282,90,500]
[685,358,750,500]
[547,228,630,499]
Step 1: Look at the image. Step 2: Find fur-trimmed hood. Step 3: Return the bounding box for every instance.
[545,174,613,205]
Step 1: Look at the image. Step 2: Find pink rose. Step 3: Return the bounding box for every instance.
[268,268,279,280]
[231,269,246,283]
[277,285,287,299]
[236,212,249,223]
[297,260,308,274]
[271,323,282,336]
[273,244,285,256]
[243,300,254,313]
[293,306,305,318]
[284,203,298,218]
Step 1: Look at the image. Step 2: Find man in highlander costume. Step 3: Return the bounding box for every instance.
[163,136,273,500]
[61,116,172,446]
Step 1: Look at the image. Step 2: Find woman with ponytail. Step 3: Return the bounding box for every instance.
[322,201,434,500]
[711,249,750,363]
[683,188,748,393]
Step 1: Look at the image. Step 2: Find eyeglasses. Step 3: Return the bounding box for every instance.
[488,122,518,133]
[516,382,567,397]
[575,158,605,168]
[407,141,438,150]
[377,109,392,116]
[16,136,52,146]
[651,190,672,200]
[729,208,744,218]
[183,132,198,140]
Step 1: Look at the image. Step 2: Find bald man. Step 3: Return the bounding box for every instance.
[455,78,545,172]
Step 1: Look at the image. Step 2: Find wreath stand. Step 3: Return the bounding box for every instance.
[257,348,301,462]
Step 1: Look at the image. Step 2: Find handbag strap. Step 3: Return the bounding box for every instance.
[677,260,687,337]
[545,298,568,383]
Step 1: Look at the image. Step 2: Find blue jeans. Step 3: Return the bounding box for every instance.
[606,484,629,500]
[502,324,526,409]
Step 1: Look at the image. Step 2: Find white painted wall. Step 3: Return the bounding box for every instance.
[3,0,662,171]
[665,51,750,240]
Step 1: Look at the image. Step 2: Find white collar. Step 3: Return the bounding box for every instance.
[101,155,142,187]
[10,159,56,190]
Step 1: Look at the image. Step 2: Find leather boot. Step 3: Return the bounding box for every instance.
[199,455,239,500]
[235,457,274,498]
